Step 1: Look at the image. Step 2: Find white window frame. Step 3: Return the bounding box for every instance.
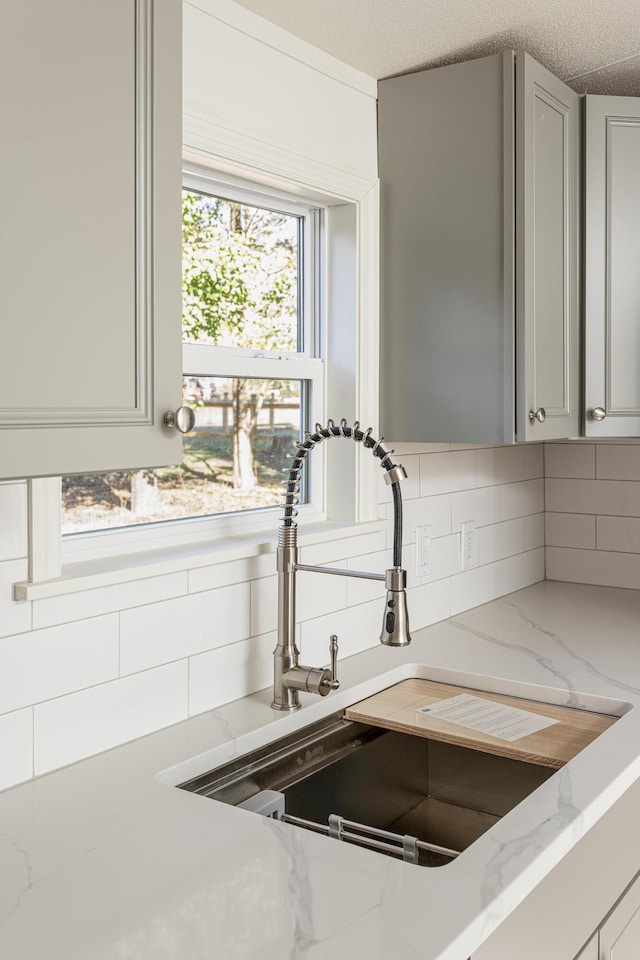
[23,152,380,591]
[60,170,325,563]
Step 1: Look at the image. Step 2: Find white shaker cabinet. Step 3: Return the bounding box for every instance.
[575,937,597,960]
[585,96,640,437]
[379,51,580,444]
[599,872,640,959]
[0,0,183,479]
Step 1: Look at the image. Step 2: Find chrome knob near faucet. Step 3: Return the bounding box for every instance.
[272,418,412,712]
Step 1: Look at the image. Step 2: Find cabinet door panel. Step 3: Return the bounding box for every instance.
[378,52,516,445]
[516,54,580,440]
[575,936,597,960]
[0,0,182,478]
[600,873,640,959]
[585,97,640,436]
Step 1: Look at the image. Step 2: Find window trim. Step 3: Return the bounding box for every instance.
[23,158,380,591]
[62,173,324,560]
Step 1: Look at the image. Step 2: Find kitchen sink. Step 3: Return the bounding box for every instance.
[178,711,554,867]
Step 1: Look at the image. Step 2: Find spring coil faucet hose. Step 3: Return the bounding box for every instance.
[281,417,404,569]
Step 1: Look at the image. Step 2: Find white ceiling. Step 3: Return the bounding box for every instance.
[234,0,640,94]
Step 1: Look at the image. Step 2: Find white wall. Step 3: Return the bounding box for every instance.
[182,0,378,194]
[0,3,545,792]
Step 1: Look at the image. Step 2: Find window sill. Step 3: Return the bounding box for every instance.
[13,519,388,601]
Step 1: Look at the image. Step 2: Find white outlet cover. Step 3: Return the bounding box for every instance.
[415,524,431,577]
[460,520,479,570]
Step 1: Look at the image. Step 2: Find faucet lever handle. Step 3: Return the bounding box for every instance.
[328,635,340,690]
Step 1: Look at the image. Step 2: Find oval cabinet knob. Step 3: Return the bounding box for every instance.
[163,405,196,433]
[528,407,546,424]
[591,407,607,422]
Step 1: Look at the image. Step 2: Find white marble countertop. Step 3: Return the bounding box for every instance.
[2,580,640,960]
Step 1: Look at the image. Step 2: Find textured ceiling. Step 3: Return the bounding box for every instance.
[234,0,640,94]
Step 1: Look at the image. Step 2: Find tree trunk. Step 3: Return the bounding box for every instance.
[131,469,159,516]
[232,380,257,490]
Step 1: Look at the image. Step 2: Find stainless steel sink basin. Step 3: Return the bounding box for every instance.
[179,711,554,867]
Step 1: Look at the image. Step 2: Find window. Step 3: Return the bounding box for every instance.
[61,172,324,543]
[23,156,378,589]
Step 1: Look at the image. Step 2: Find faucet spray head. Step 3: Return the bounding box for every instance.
[380,568,412,647]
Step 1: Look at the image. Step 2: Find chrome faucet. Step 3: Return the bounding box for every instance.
[272,418,412,712]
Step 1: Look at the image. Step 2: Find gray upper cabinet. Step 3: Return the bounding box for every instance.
[379,51,580,444]
[585,96,640,437]
[0,0,183,479]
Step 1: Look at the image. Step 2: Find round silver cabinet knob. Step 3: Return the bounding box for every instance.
[528,407,546,424]
[591,407,607,422]
[163,405,196,433]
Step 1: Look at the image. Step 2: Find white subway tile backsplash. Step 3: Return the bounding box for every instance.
[422,534,461,584]
[119,583,251,675]
[546,546,640,590]
[0,615,119,715]
[33,572,188,629]
[0,482,28,561]
[596,516,640,554]
[545,443,595,479]
[545,441,640,590]
[525,513,545,551]
[477,446,525,487]
[299,530,386,566]
[503,548,545,594]
[387,494,452,543]
[345,567,386,607]
[451,485,502,532]
[546,478,640,517]
[297,565,348,622]
[545,478,597,514]
[407,578,451,628]
[250,574,277,636]
[0,559,31,638]
[391,442,450,455]
[523,444,544,480]
[1,441,552,790]
[0,708,33,790]
[397,455,421,499]
[450,562,503,616]
[189,633,274,716]
[596,444,640,481]
[420,450,477,497]
[545,513,596,549]
[250,566,347,637]
[379,454,421,503]
[34,662,188,775]
[188,553,274,594]
[346,547,419,606]
[502,479,544,521]
[298,597,386,667]
[479,519,525,565]
[449,443,492,450]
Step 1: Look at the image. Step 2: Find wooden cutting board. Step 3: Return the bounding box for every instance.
[345,678,617,768]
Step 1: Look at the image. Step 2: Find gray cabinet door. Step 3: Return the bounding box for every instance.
[599,873,640,959]
[379,52,515,445]
[516,54,581,441]
[0,0,183,479]
[378,51,579,444]
[585,96,640,437]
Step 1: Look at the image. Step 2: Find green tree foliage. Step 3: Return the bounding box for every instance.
[181,191,297,352]
[181,190,299,489]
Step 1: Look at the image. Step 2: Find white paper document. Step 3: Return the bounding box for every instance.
[417,693,559,742]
